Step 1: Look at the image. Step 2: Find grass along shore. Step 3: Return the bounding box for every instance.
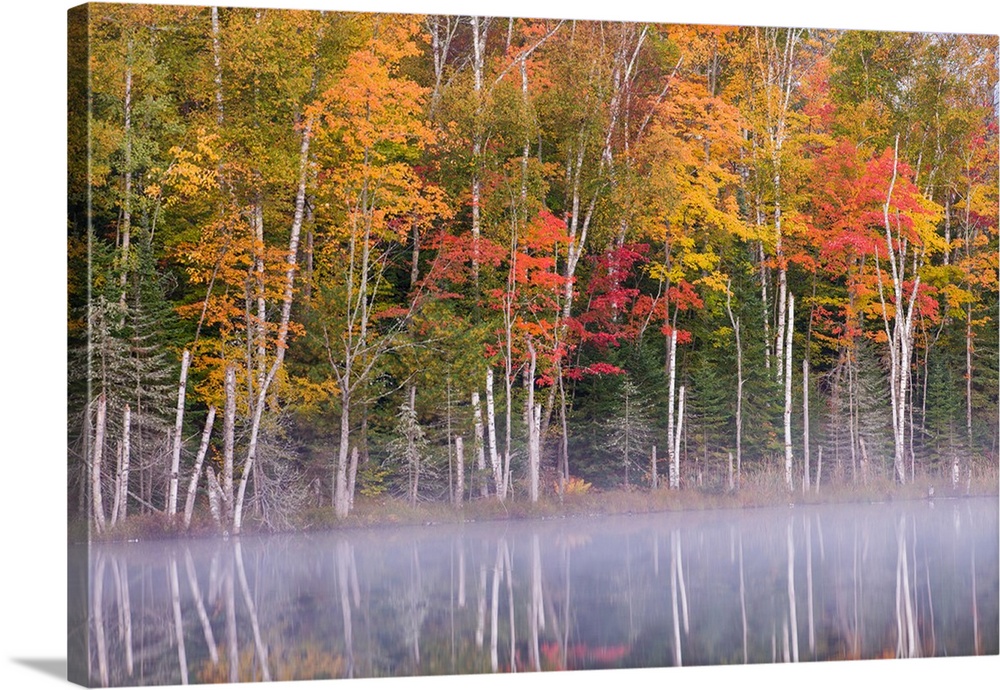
[79,466,999,543]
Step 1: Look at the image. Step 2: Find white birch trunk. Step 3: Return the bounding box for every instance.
[803,358,811,493]
[666,328,679,489]
[671,386,686,489]
[93,393,108,533]
[784,294,794,490]
[725,287,743,490]
[485,369,501,496]
[222,364,235,522]
[471,391,488,497]
[119,404,131,522]
[347,445,358,512]
[874,135,921,485]
[455,436,464,506]
[168,350,191,517]
[815,446,823,494]
[334,390,351,518]
[651,444,658,490]
[526,341,540,503]
[205,466,223,528]
[183,406,217,529]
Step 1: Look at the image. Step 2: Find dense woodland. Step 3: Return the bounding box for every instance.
[68,4,999,535]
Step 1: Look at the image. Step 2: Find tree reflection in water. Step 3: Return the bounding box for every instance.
[82,498,998,686]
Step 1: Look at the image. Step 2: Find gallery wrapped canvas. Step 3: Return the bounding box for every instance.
[67,1,998,687]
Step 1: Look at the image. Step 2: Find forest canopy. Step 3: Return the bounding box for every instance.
[68,4,999,534]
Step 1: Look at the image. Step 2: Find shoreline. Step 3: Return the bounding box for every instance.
[75,472,999,544]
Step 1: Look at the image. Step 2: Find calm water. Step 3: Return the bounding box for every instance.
[73,497,998,686]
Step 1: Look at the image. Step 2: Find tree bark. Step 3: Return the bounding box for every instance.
[348,445,358,512]
[92,394,108,534]
[671,386,686,489]
[651,444,658,490]
[455,436,464,506]
[183,406,217,529]
[784,294,794,490]
[222,364,235,522]
[803,358,811,493]
[526,341,540,502]
[725,286,743,490]
[471,391,488,497]
[168,349,191,518]
[119,404,131,522]
[485,369,502,496]
[334,388,351,518]
[666,328,679,489]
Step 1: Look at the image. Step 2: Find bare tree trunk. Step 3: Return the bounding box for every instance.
[784,294,794,490]
[455,436,465,506]
[472,392,488,498]
[651,445,658,490]
[725,286,743,490]
[815,446,823,494]
[526,341,540,503]
[111,445,123,528]
[966,309,974,447]
[205,466,223,528]
[119,405,131,521]
[671,386,686,489]
[469,16,488,279]
[485,369,502,496]
[666,328,679,489]
[183,406,217,529]
[93,393,108,533]
[408,385,419,506]
[558,370,570,493]
[168,349,191,518]
[222,364,235,523]
[803,357,811,493]
[859,435,870,486]
[334,389,351,518]
[347,446,358,512]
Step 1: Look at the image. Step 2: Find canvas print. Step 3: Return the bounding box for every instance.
[67,2,999,687]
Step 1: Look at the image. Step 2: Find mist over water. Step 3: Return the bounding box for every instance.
[78,497,998,686]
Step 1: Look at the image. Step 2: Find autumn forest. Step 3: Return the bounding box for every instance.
[68,4,1000,536]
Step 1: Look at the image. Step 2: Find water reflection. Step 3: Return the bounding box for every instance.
[80,498,999,686]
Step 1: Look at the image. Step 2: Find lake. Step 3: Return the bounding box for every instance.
[72,497,998,686]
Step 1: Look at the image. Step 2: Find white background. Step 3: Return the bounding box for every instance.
[1,1,996,689]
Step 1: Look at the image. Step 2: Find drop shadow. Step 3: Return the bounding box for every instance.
[11,658,67,680]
